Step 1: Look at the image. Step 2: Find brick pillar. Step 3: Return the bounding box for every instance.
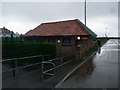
[75,45,81,63]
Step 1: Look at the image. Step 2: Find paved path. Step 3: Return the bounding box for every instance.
[0,62,2,90]
[57,39,119,88]
[2,60,78,88]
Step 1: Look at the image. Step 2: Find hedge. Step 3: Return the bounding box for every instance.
[2,41,56,59]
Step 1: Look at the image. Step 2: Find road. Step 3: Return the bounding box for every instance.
[57,39,119,88]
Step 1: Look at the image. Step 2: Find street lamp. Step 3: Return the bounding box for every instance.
[57,40,60,43]
[77,36,81,40]
[77,36,81,47]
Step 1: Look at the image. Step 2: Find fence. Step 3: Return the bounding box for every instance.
[41,55,75,80]
[2,54,54,79]
[2,54,75,80]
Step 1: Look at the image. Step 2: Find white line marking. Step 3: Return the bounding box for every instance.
[115,40,120,46]
[102,49,120,52]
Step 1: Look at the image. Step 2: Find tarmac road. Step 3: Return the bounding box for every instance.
[57,39,119,88]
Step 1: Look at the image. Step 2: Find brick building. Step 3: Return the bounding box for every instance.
[25,19,97,62]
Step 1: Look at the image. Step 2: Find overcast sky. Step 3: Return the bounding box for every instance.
[0,1,119,37]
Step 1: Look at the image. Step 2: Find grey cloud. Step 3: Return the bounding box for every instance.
[2,2,84,23]
[2,2,117,22]
[87,2,118,18]
[2,2,118,36]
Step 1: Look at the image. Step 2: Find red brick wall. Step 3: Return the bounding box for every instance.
[43,36,95,62]
[56,36,95,57]
[56,37,76,57]
[78,37,95,56]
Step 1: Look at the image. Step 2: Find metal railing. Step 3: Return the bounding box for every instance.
[2,54,75,80]
[41,61,55,80]
[2,54,53,78]
[41,55,75,80]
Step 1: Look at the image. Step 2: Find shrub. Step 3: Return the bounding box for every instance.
[2,41,56,59]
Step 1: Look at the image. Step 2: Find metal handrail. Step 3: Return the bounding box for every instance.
[41,55,75,80]
[41,61,56,80]
[2,54,54,78]
[3,62,42,73]
[48,55,74,62]
[2,54,75,80]
[2,54,53,62]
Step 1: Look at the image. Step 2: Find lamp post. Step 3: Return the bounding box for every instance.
[85,0,87,25]
[105,27,108,37]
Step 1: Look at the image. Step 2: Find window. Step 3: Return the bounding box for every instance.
[62,38,71,45]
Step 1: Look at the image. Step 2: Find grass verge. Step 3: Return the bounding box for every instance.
[80,38,108,62]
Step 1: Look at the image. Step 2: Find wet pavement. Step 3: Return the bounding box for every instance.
[2,60,78,88]
[57,39,119,88]
[0,63,2,89]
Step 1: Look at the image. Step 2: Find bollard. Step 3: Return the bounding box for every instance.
[13,59,17,78]
[41,62,44,80]
[41,56,44,80]
[61,57,63,68]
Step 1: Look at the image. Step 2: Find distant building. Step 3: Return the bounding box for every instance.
[25,19,97,62]
[0,27,18,37]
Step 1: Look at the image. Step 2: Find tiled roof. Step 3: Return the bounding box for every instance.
[0,27,14,34]
[25,19,97,37]
[76,19,97,37]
